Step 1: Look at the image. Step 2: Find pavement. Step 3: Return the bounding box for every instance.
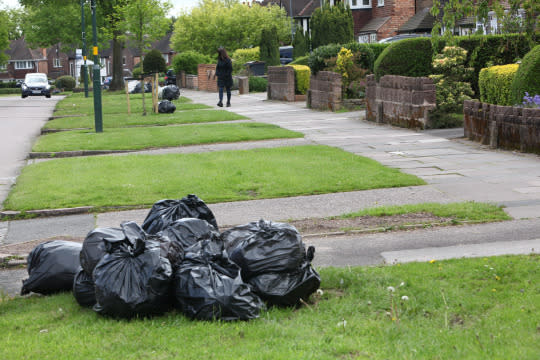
[1,89,539,297]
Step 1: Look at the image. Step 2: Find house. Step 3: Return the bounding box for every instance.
[259,0,321,36]
[0,37,51,82]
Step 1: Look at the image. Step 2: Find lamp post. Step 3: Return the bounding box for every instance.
[91,0,102,132]
[81,0,89,98]
[290,0,294,43]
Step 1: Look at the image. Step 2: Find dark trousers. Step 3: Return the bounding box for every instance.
[219,86,231,104]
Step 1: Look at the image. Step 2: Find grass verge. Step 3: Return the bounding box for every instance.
[1,255,538,359]
[32,123,302,152]
[4,145,425,211]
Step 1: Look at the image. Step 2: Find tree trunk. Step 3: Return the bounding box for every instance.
[109,32,125,91]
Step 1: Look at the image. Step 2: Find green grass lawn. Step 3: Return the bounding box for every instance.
[32,122,302,152]
[4,145,425,211]
[1,255,538,359]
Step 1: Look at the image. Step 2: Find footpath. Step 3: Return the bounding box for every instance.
[1,89,540,297]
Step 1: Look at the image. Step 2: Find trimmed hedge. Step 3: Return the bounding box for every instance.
[287,64,310,95]
[0,88,21,95]
[172,50,213,75]
[373,38,433,81]
[55,76,76,91]
[249,76,267,92]
[479,64,519,106]
[0,81,17,88]
[510,45,540,105]
[367,43,391,63]
[232,47,260,74]
[308,42,375,74]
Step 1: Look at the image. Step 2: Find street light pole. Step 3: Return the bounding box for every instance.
[290,0,294,43]
[81,0,89,98]
[91,0,102,132]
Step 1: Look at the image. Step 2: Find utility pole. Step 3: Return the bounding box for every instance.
[91,0,102,132]
[81,0,89,98]
[290,0,294,43]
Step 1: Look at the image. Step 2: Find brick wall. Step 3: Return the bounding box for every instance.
[197,64,218,92]
[366,74,436,129]
[464,100,540,154]
[185,75,198,90]
[352,9,372,37]
[307,71,342,111]
[267,66,295,102]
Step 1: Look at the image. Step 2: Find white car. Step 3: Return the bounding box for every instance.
[21,73,51,98]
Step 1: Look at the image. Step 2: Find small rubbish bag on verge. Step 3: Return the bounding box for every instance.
[158,218,220,269]
[221,219,320,307]
[158,100,176,113]
[173,239,264,321]
[162,85,180,101]
[21,240,82,295]
[142,194,218,234]
[80,227,125,274]
[92,222,173,318]
[73,268,96,307]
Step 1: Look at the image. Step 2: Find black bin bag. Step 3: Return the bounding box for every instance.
[80,227,125,274]
[142,194,218,234]
[221,220,320,306]
[21,240,82,295]
[92,222,173,318]
[73,268,96,308]
[221,219,305,279]
[173,239,264,321]
[158,100,176,113]
[162,85,180,101]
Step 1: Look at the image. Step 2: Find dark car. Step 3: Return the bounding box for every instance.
[165,69,176,85]
[279,46,293,65]
[21,73,51,98]
[378,33,431,43]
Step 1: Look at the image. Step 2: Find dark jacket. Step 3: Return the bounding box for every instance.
[216,58,233,88]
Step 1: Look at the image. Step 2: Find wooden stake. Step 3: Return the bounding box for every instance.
[125,80,131,115]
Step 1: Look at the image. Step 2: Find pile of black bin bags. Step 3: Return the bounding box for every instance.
[22,194,320,321]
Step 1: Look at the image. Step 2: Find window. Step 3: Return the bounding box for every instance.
[350,0,370,9]
[122,56,126,65]
[53,58,61,68]
[0,63,6,71]
[378,0,384,6]
[15,61,33,70]
[163,54,169,64]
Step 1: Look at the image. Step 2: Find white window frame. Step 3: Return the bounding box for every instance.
[0,63,6,71]
[15,61,33,70]
[350,0,371,9]
[53,58,61,68]
[378,0,384,6]
[163,54,169,64]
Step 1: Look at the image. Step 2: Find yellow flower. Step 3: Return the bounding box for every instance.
[429,259,436,264]
[495,275,501,281]
[492,288,497,292]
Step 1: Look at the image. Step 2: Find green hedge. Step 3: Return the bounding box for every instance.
[373,38,433,81]
[367,43,391,63]
[172,50,213,75]
[0,88,20,95]
[0,81,17,88]
[249,76,267,92]
[232,47,260,74]
[308,42,375,74]
[479,64,519,106]
[289,56,308,66]
[55,76,76,91]
[287,64,310,95]
[510,45,540,105]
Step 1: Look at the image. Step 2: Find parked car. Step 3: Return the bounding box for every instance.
[279,46,293,65]
[165,69,176,85]
[378,33,431,43]
[21,73,51,98]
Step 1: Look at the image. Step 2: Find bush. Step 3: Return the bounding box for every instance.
[249,76,267,92]
[374,38,432,81]
[232,47,260,74]
[0,81,17,88]
[308,42,375,74]
[479,64,519,106]
[143,49,167,74]
[293,30,309,59]
[510,45,540,106]
[367,43,391,65]
[287,64,310,95]
[55,75,76,91]
[0,88,20,95]
[289,56,308,66]
[260,26,280,69]
[172,50,213,75]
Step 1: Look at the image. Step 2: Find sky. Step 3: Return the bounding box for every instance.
[0,0,201,15]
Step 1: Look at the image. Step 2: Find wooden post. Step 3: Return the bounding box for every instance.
[153,73,158,113]
[124,80,131,115]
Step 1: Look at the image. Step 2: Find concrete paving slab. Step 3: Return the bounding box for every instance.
[504,205,540,219]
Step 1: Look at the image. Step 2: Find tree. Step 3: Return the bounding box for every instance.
[259,26,280,69]
[116,0,171,115]
[5,8,24,40]
[171,0,290,56]
[310,1,354,50]
[292,29,308,59]
[0,10,9,67]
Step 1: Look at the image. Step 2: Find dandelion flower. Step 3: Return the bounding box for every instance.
[316,289,324,296]
[401,295,409,301]
[495,275,501,281]
[399,282,405,287]
[429,259,436,264]
[387,286,395,292]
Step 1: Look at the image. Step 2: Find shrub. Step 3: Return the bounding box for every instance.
[0,81,17,88]
[232,47,260,74]
[289,56,308,66]
[373,38,432,81]
[0,88,21,95]
[143,49,167,74]
[308,42,374,74]
[510,45,540,106]
[287,64,310,95]
[55,75,76,91]
[172,50,213,75]
[293,30,309,59]
[479,64,519,106]
[259,26,280,69]
[367,43,391,66]
[249,76,267,92]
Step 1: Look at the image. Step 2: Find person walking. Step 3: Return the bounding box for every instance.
[215,47,233,107]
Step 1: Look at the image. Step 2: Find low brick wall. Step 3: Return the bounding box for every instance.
[463,100,540,154]
[185,75,198,90]
[307,71,342,111]
[197,64,218,92]
[366,74,436,129]
[267,66,294,101]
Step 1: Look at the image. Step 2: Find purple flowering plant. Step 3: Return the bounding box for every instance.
[522,92,540,108]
